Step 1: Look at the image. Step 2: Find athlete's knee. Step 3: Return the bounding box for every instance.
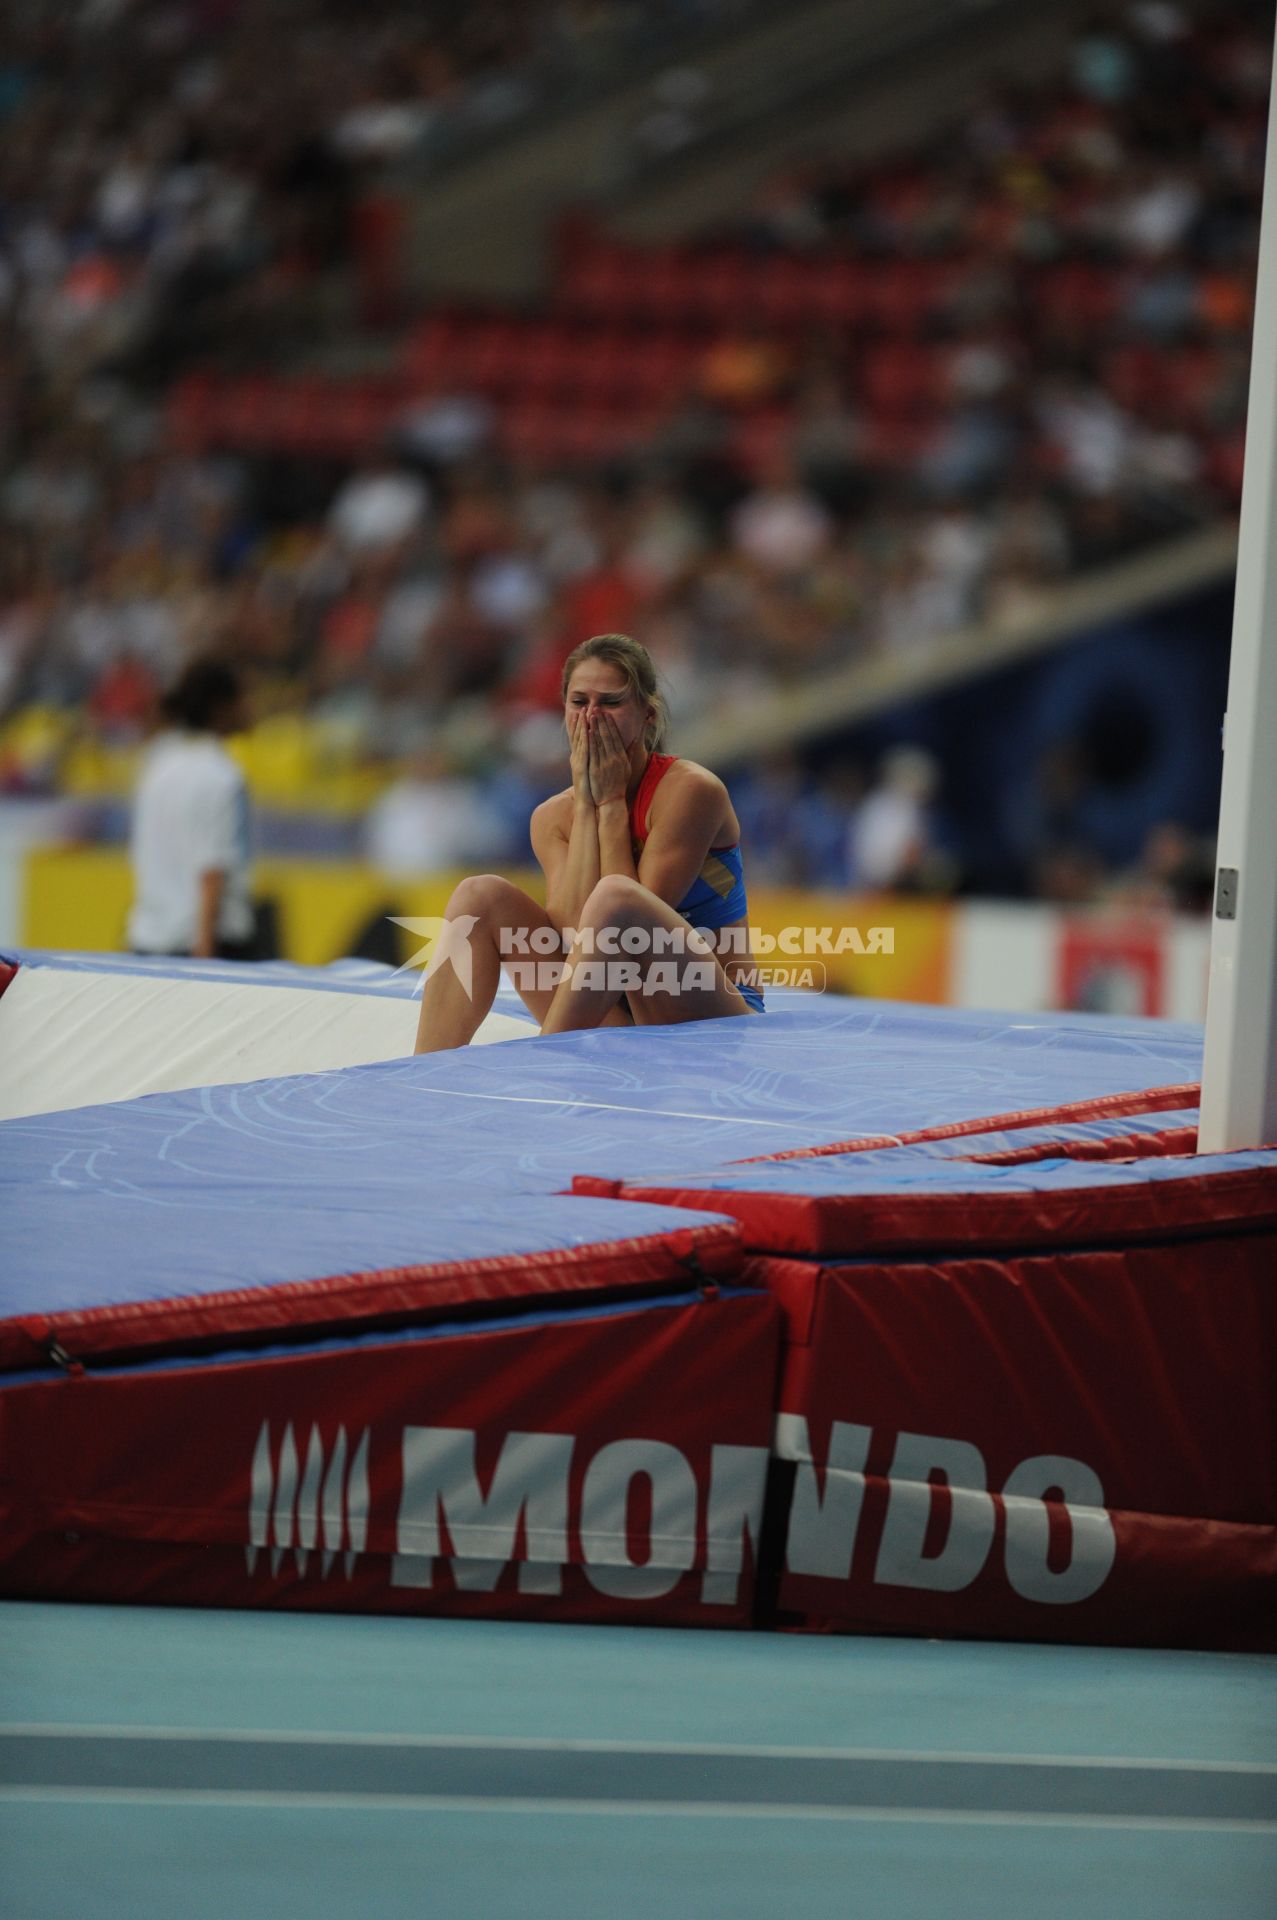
[581,874,648,927]
[446,873,516,923]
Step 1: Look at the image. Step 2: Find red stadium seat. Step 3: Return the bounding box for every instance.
[402,313,466,386]
[679,252,752,327]
[626,248,692,326]
[1036,262,1123,330]
[319,383,397,457]
[626,333,699,404]
[753,256,813,331]
[275,378,335,453]
[219,378,277,447]
[1206,428,1246,504]
[807,258,871,328]
[560,247,632,319]
[502,401,559,464]
[572,335,633,403]
[168,374,219,451]
[863,415,941,469]
[731,407,794,477]
[862,260,950,334]
[519,324,585,399]
[859,343,947,416]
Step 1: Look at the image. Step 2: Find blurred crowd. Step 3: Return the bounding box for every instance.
[0,0,1266,905]
[0,0,674,387]
[0,0,746,385]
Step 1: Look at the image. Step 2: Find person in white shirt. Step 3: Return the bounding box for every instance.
[364,745,509,878]
[326,455,429,556]
[850,745,942,891]
[129,658,256,960]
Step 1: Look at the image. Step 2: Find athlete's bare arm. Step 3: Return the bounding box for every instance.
[636,763,735,911]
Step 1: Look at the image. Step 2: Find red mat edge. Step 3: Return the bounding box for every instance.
[572,1160,1277,1258]
[1,1218,743,1371]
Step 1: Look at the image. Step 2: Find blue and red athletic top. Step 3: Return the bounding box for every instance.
[629,752,749,932]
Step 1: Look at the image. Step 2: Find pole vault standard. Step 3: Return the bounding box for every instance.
[1198,13,1277,1154]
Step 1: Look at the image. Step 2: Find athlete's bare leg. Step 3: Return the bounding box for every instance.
[538,875,751,1036]
[412,876,564,1052]
[413,875,637,1051]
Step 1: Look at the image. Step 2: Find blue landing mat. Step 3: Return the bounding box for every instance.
[892,1108,1200,1159]
[1,998,1203,1200]
[581,1146,1277,1200]
[573,1144,1277,1255]
[0,1183,736,1365]
[1,949,433,1003]
[0,985,1208,1358]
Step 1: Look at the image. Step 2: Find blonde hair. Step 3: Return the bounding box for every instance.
[561,632,668,752]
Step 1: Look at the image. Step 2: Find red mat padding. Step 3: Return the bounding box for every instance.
[1,1217,743,1372]
[961,1123,1197,1165]
[0,1290,780,1628]
[573,1158,1277,1259]
[754,1234,1277,1652]
[574,1088,1203,1198]
[743,1082,1202,1162]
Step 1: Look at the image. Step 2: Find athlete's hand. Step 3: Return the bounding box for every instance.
[588,710,629,807]
[568,707,593,805]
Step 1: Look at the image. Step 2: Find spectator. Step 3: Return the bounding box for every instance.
[326,453,430,555]
[730,451,833,578]
[364,743,510,876]
[1109,818,1215,911]
[128,657,257,960]
[700,325,791,410]
[850,746,949,892]
[0,0,1266,916]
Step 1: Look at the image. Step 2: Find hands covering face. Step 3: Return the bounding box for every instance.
[567,705,631,807]
[568,705,592,802]
[586,707,630,806]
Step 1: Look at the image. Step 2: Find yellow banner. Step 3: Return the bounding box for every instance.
[747,887,953,1002]
[21,852,953,1003]
[21,850,542,968]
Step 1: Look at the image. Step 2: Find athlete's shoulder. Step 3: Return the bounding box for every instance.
[651,756,728,808]
[530,787,574,842]
[646,756,733,837]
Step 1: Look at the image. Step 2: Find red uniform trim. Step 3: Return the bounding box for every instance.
[628,752,678,848]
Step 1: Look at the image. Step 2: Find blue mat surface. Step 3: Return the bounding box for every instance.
[1,1000,1205,1316]
[884,1107,1200,1159]
[2,948,433,1003]
[586,1144,1277,1203]
[887,1113,1198,1152]
[1,992,1202,1195]
[0,1180,734,1331]
[0,960,1208,1357]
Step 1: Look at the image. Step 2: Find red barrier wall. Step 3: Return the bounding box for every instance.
[757,1236,1277,1651]
[0,1291,779,1628]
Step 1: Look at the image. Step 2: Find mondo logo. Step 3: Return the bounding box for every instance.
[246,1420,371,1579]
[779,1418,1118,1606]
[243,1419,770,1606]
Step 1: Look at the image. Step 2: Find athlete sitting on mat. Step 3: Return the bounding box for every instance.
[413,632,763,1051]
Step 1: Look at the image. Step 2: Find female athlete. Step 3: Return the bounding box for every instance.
[413,633,763,1051]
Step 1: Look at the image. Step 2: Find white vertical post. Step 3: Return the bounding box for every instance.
[1198,14,1277,1153]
